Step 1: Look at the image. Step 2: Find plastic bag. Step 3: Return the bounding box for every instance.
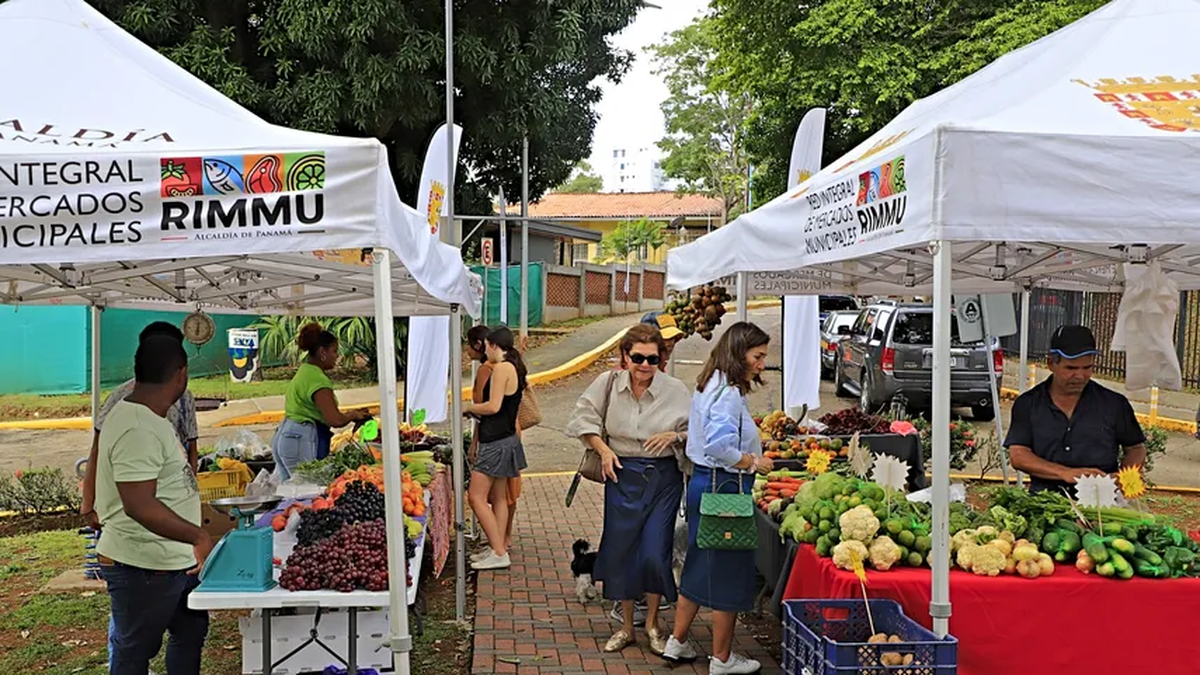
[906,483,967,504]
[214,429,272,461]
[1112,262,1182,391]
[244,468,279,499]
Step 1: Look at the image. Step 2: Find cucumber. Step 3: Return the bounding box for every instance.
[1058,531,1082,556]
[1096,561,1116,578]
[1055,519,1083,535]
[1132,557,1167,579]
[1133,544,1163,566]
[1110,538,1137,557]
[1082,533,1109,564]
[1109,551,1133,579]
[1042,531,1062,554]
[1121,525,1142,542]
[1101,522,1124,537]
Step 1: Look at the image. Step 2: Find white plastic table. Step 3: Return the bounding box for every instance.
[189,530,424,675]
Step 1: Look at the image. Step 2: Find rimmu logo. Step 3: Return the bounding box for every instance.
[158,152,327,236]
[855,155,907,239]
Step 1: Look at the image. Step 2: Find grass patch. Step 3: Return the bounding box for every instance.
[1,593,109,630]
[0,367,376,421]
[0,641,74,671]
[0,530,84,581]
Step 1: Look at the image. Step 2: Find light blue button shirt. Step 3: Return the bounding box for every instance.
[685,372,760,470]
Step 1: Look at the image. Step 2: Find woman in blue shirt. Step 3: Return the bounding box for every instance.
[662,322,773,675]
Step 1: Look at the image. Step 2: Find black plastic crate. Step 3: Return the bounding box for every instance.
[782,599,956,674]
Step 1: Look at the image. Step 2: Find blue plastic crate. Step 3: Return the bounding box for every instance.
[782,599,957,675]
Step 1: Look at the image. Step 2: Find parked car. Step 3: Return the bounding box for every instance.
[834,302,1002,420]
[819,310,860,379]
[818,295,860,323]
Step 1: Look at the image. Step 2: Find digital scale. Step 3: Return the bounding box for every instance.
[195,495,282,593]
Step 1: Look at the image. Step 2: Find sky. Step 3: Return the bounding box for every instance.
[585,0,711,179]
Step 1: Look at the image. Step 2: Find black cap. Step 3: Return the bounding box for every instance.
[1050,325,1097,359]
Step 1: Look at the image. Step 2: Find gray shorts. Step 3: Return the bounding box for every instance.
[474,434,527,478]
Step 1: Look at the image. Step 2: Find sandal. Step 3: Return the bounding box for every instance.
[604,629,634,653]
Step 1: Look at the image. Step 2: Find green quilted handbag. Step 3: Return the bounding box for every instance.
[696,385,757,551]
[697,476,757,551]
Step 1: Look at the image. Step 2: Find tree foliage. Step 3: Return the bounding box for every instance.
[554,161,604,193]
[649,16,753,220]
[83,0,645,215]
[710,0,1106,201]
[598,218,665,263]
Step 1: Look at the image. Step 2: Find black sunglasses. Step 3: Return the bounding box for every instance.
[628,353,661,366]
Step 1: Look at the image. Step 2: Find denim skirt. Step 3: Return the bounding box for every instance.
[594,456,684,602]
[678,466,756,612]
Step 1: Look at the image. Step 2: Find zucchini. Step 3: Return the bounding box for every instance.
[1082,533,1109,564]
[1133,544,1163,566]
[1110,538,1137,557]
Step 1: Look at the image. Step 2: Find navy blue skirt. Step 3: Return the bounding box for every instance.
[594,457,684,602]
[679,466,756,612]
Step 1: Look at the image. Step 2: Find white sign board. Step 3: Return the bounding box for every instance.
[227,328,260,383]
[481,238,493,266]
[955,293,1018,343]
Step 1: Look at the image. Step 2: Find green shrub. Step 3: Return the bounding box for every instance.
[0,468,80,515]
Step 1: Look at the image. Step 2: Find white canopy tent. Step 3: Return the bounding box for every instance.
[0,0,480,670]
[669,0,1200,637]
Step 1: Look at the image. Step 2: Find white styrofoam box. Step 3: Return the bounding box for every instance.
[239,609,394,674]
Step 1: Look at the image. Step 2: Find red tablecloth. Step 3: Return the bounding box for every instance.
[783,544,1200,675]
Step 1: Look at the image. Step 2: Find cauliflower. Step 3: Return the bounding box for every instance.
[951,529,977,552]
[839,505,881,543]
[832,540,871,572]
[967,543,1006,576]
[974,526,999,544]
[956,543,978,572]
[868,536,903,571]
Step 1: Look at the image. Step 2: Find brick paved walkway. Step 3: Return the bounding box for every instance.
[471,474,782,674]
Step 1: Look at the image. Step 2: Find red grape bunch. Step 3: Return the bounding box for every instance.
[281,519,392,592]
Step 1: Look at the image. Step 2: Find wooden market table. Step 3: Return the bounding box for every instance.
[782,543,1200,675]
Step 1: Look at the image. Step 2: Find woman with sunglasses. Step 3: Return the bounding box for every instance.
[567,323,692,655]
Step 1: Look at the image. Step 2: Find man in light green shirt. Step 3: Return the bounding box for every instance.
[97,335,212,675]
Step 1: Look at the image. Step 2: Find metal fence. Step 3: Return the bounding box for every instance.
[999,288,1200,388]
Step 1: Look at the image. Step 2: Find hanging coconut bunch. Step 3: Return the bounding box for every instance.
[664,283,733,341]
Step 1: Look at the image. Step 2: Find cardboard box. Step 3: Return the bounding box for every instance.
[200,503,238,537]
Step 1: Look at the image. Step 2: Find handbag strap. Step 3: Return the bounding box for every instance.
[708,382,745,495]
[598,370,618,444]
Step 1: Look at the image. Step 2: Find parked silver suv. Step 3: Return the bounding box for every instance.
[834,302,1002,420]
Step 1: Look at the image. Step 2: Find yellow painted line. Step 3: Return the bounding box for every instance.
[214,328,627,428]
[1000,386,1196,434]
[0,417,93,431]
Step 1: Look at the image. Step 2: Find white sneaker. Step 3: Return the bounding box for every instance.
[709,652,761,674]
[471,551,511,570]
[662,635,698,662]
[470,548,492,563]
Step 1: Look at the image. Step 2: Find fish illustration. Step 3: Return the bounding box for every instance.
[203,158,245,195]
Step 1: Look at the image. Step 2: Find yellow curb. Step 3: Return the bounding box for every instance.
[523,471,580,478]
[1000,386,1196,434]
[214,329,627,429]
[0,417,93,431]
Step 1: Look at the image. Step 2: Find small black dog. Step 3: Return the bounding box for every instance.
[570,539,600,604]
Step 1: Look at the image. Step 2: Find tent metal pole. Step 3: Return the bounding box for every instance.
[373,250,412,675]
[735,272,748,322]
[450,303,466,621]
[520,136,530,342]
[90,305,102,423]
[1018,289,1031,392]
[930,240,952,638]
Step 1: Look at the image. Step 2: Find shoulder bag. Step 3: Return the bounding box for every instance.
[517,384,542,430]
[566,372,618,506]
[696,386,758,551]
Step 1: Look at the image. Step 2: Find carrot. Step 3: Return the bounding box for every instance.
[765,482,797,491]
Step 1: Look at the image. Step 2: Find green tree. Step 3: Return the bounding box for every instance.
[649,16,753,220]
[554,161,605,193]
[252,316,408,376]
[83,0,645,215]
[598,218,665,263]
[710,0,1104,202]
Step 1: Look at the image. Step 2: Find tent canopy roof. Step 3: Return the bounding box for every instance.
[668,0,1200,292]
[0,0,481,317]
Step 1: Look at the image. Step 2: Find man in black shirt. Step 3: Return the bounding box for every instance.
[1004,325,1147,494]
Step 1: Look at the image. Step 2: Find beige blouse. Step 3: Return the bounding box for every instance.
[566,369,692,460]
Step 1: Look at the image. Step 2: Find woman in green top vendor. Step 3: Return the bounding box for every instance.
[272,323,372,481]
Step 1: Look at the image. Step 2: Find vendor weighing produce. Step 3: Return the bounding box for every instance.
[1004,325,1147,493]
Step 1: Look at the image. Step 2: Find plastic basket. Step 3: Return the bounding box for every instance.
[782,599,957,675]
[197,469,248,502]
